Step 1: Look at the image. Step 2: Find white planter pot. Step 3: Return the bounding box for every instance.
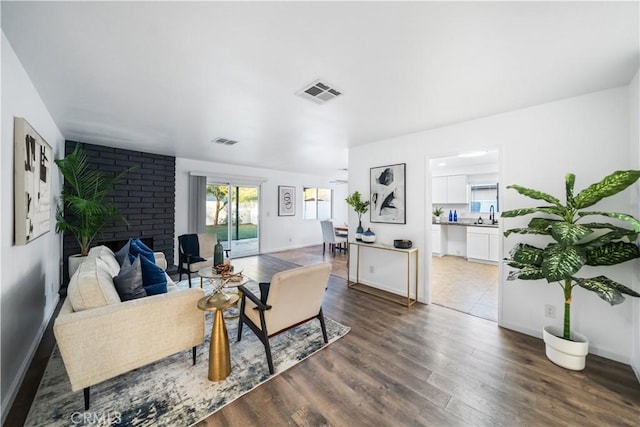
[68,254,88,279]
[434,217,441,223]
[543,326,589,371]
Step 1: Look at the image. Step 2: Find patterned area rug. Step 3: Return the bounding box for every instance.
[25,279,350,426]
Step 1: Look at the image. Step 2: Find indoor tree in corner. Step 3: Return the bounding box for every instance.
[55,145,135,276]
[501,170,640,370]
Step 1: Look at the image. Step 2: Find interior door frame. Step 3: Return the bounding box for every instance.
[425,148,503,325]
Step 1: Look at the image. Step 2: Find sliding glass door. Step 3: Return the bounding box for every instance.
[205,182,259,258]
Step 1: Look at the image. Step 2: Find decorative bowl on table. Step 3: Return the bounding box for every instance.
[221,271,243,282]
[393,239,412,249]
[213,263,233,274]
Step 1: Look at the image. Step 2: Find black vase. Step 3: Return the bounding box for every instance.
[355,220,364,240]
[214,235,224,266]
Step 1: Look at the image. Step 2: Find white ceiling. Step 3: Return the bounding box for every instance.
[2,1,638,179]
[431,150,499,176]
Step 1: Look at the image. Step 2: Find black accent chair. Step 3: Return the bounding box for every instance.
[237,263,331,374]
[178,233,231,285]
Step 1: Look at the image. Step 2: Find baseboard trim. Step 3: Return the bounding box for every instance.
[1,294,59,424]
[632,360,640,384]
[499,320,632,366]
[261,243,320,254]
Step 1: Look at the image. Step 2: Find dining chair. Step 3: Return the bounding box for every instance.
[320,220,347,255]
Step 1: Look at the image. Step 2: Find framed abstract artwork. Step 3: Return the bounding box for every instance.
[278,185,295,216]
[370,163,406,224]
[14,117,52,245]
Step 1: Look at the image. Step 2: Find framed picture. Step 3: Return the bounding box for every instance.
[14,117,53,245]
[370,163,406,224]
[278,185,296,216]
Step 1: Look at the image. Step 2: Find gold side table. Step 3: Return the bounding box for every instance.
[347,241,419,308]
[197,292,239,381]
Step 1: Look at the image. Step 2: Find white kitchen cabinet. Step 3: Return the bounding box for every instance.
[432,175,468,204]
[489,233,500,262]
[447,175,468,203]
[432,224,447,256]
[432,177,448,204]
[466,226,499,263]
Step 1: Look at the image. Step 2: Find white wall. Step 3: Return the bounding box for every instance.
[630,69,640,379]
[175,158,346,263]
[350,85,638,364]
[332,183,349,228]
[1,32,65,421]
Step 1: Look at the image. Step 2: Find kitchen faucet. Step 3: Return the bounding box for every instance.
[489,205,496,224]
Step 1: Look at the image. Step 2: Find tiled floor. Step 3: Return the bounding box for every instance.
[431,255,498,321]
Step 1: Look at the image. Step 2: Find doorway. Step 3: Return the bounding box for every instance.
[206,183,259,258]
[429,150,500,322]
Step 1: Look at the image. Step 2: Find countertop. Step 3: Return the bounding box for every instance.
[433,221,499,228]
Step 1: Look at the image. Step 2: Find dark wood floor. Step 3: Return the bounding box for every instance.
[6,247,640,426]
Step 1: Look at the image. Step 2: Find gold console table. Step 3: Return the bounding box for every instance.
[347,241,419,307]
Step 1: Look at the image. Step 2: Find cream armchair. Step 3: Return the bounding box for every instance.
[237,263,332,374]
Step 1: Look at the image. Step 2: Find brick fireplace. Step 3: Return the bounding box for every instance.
[61,141,176,290]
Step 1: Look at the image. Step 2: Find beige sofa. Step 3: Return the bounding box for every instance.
[54,245,204,409]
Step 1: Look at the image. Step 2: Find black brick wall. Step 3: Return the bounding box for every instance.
[61,141,176,287]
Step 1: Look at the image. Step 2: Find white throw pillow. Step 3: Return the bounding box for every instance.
[88,245,120,276]
[67,257,121,312]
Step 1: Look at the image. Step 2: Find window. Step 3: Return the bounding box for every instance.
[469,183,499,213]
[303,187,332,219]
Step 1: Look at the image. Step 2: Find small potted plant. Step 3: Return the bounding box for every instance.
[501,170,640,370]
[432,206,444,223]
[345,191,370,241]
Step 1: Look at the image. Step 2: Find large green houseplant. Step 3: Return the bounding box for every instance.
[346,191,370,239]
[55,145,133,257]
[501,170,640,369]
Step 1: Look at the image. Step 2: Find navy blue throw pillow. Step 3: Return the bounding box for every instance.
[133,238,153,253]
[113,256,147,301]
[130,238,155,263]
[139,255,168,295]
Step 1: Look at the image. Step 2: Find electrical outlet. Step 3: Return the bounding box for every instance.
[545,304,556,319]
[369,265,374,274]
[288,237,293,243]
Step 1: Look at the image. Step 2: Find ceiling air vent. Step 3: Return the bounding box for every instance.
[212,137,238,146]
[296,79,343,104]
